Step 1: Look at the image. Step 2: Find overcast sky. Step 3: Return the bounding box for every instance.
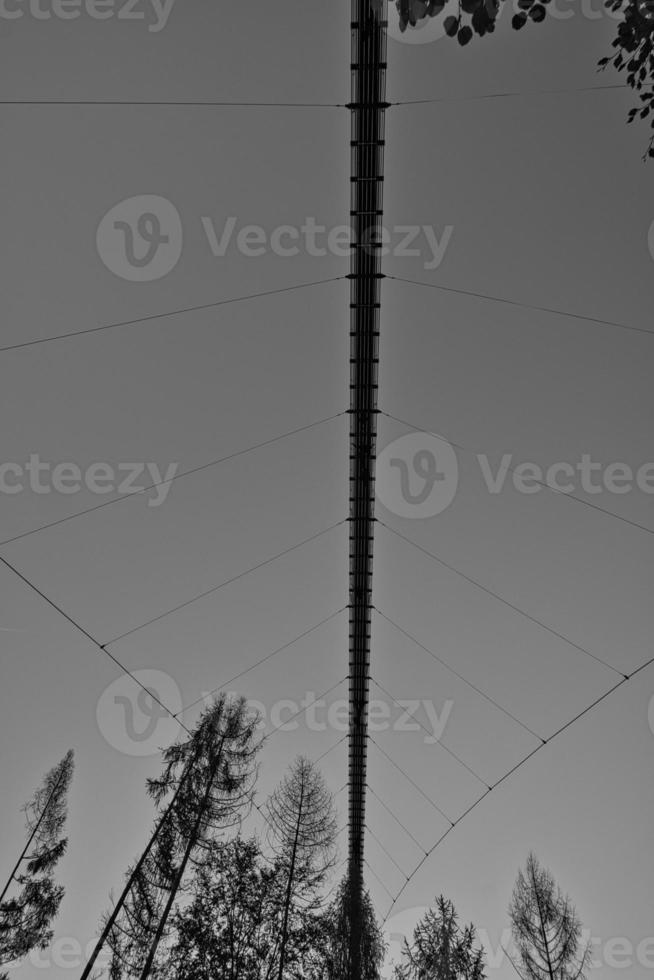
[1,2,654,979]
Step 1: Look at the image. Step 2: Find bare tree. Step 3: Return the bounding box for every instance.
[266,756,337,980]
[507,853,592,980]
[0,750,74,973]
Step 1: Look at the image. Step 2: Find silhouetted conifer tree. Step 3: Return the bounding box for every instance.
[0,750,74,974]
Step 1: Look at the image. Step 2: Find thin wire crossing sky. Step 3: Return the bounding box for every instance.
[1,2,653,980]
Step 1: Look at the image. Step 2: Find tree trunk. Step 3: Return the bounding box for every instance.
[137,738,225,980]
[79,747,200,980]
[276,784,304,980]
[0,766,68,907]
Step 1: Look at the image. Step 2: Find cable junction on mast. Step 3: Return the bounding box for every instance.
[347,2,388,978]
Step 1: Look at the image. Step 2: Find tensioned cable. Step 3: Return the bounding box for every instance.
[0,412,347,548]
[378,521,626,679]
[0,100,346,108]
[375,607,544,743]
[314,734,349,766]
[364,859,395,901]
[381,410,654,538]
[0,277,346,355]
[0,540,344,917]
[0,551,187,727]
[0,532,345,779]
[104,519,347,646]
[368,734,454,826]
[0,542,346,856]
[365,823,409,880]
[264,678,348,739]
[370,675,490,789]
[250,693,348,835]
[252,718,348,840]
[1,85,633,109]
[382,651,654,923]
[389,82,629,106]
[366,783,428,855]
[178,607,348,715]
[0,548,347,755]
[386,274,654,339]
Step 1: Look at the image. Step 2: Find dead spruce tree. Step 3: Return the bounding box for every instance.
[0,750,74,975]
[507,853,592,980]
[266,756,337,980]
[82,695,260,980]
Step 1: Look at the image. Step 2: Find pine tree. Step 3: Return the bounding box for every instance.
[164,836,280,980]
[83,694,261,980]
[315,875,386,980]
[507,853,591,980]
[393,896,485,980]
[265,757,337,980]
[0,750,74,973]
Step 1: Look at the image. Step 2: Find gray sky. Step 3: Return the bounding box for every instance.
[1,2,654,979]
